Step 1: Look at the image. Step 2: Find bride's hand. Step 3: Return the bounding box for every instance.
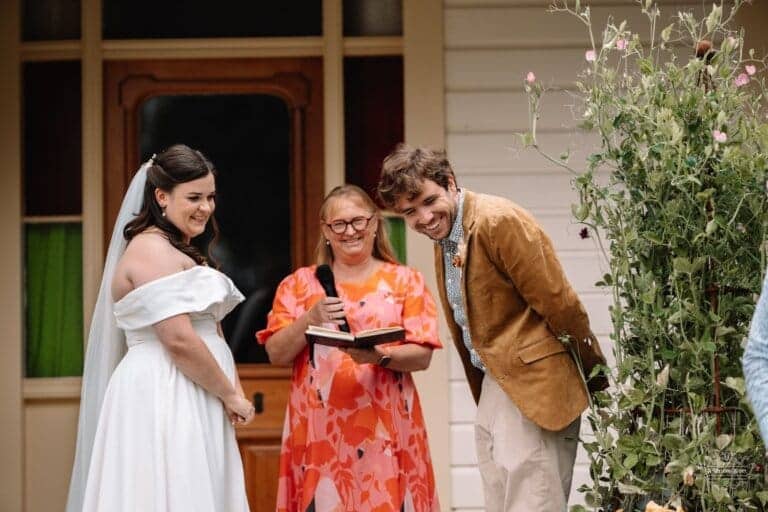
[225,394,255,425]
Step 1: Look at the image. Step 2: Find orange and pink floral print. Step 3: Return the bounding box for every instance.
[257,263,442,512]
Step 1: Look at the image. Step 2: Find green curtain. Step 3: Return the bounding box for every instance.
[384,217,407,264]
[25,223,83,377]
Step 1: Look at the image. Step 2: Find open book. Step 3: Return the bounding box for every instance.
[305,325,405,348]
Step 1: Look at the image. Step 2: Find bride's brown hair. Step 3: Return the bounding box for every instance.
[124,144,219,265]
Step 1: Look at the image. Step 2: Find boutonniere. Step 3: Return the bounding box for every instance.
[451,242,467,268]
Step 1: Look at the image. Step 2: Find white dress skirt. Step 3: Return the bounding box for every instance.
[80,266,250,512]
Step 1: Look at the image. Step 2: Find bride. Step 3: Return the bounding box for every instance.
[66,144,254,511]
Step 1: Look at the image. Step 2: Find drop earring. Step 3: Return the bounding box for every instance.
[162,207,167,217]
[325,239,330,246]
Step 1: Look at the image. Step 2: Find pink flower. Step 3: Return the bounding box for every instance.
[525,71,536,84]
[713,130,727,143]
[746,64,757,76]
[616,38,628,50]
[734,73,750,87]
[585,50,597,62]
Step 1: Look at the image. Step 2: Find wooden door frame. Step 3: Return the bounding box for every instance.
[104,57,324,268]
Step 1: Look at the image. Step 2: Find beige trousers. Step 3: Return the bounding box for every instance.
[475,374,580,512]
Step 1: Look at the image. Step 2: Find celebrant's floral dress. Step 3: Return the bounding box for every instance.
[257,263,442,512]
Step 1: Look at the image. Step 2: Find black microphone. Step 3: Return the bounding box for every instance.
[315,264,350,333]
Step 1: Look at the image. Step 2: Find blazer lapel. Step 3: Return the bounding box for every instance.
[460,190,478,300]
[434,242,447,303]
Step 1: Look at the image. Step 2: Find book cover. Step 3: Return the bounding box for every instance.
[304,325,405,349]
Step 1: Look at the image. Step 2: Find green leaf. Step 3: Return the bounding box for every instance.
[572,203,589,221]
[643,232,663,244]
[705,219,718,236]
[617,481,646,495]
[639,58,654,75]
[723,377,746,397]
[660,23,673,42]
[672,257,693,274]
[717,110,727,127]
[715,434,732,450]
[706,4,722,33]
[733,430,755,453]
[646,454,662,466]
[623,452,639,469]
[711,483,730,503]
[715,326,736,337]
[519,132,535,147]
[667,310,686,324]
[662,434,686,451]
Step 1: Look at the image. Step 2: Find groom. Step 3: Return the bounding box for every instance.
[377,144,607,511]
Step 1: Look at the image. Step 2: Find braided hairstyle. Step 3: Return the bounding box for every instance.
[124,144,219,265]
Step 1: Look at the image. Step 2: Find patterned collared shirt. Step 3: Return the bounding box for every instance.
[439,190,485,371]
[743,272,768,444]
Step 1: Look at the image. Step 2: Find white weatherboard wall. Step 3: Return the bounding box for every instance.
[443,1,701,509]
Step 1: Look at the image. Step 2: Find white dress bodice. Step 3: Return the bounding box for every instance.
[113,266,244,347]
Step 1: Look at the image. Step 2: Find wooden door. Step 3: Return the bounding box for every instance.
[104,57,323,512]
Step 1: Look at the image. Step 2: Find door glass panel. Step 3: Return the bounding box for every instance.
[23,61,82,216]
[344,56,403,200]
[104,1,321,39]
[23,0,81,41]
[139,94,291,363]
[343,0,402,36]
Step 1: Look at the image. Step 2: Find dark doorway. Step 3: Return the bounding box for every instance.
[138,93,291,363]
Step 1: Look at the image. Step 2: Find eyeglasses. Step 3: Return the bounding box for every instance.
[325,215,374,234]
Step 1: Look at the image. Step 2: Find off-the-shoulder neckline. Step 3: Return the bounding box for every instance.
[113,266,222,306]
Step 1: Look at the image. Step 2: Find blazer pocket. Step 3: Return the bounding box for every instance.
[517,337,568,364]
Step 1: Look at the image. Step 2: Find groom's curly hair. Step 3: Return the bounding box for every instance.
[377,144,456,209]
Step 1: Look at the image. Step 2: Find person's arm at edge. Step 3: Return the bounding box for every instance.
[743,273,768,445]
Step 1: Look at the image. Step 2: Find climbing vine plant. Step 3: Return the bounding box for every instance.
[524,1,768,510]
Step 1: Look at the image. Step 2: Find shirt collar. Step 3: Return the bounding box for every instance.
[441,189,465,249]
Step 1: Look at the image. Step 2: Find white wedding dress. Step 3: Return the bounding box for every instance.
[80,266,250,512]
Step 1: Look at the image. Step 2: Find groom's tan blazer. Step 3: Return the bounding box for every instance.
[434,190,607,431]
